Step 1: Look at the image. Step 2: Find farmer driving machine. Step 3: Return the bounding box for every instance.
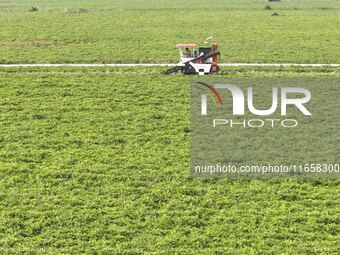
[164,37,220,75]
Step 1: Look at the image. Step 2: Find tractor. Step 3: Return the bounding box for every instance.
[164,38,220,75]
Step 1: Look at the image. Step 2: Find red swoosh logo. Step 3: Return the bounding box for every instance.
[197,82,223,107]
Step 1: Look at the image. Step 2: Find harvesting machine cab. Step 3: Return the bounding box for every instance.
[164,38,220,75]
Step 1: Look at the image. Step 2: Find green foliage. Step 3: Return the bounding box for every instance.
[0,67,339,254]
[0,0,339,253]
[0,0,339,64]
[264,5,272,10]
[64,8,89,14]
[29,6,39,12]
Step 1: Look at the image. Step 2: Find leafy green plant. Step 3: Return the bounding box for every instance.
[264,5,272,10]
[29,6,39,12]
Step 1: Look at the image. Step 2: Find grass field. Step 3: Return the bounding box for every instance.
[0,0,339,254]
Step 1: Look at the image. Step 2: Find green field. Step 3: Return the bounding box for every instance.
[0,67,339,254]
[0,0,340,63]
[0,0,340,254]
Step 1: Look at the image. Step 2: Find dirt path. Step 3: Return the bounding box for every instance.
[0,63,339,67]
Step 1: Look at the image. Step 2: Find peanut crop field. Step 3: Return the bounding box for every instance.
[0,0,339,254]
[0,0,339,64]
